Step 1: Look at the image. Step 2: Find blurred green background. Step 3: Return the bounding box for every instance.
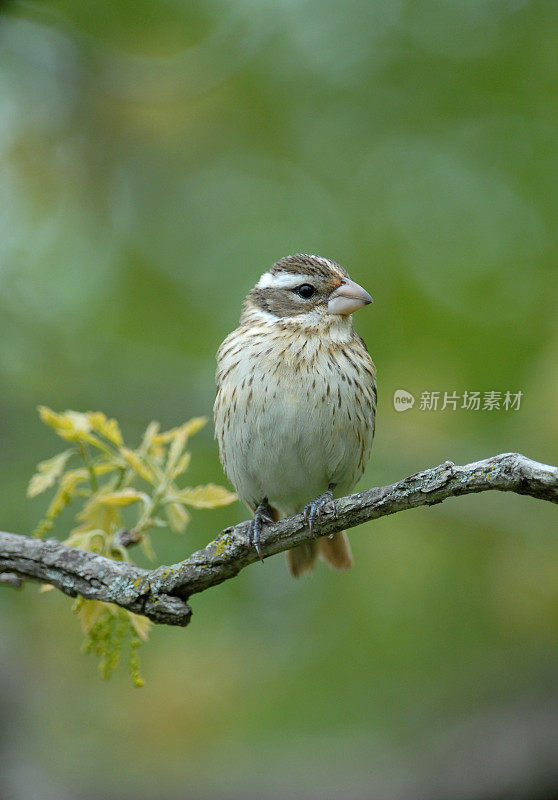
[1,1,557,798]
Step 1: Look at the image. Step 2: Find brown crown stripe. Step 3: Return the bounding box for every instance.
[269,254,348,280]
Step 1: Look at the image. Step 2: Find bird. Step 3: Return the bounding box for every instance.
[214,254,376,577]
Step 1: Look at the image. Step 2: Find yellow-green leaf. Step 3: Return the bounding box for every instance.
[140,533,156,561]
[165,502,190,533]
[142,421,160,443]
[38,406,114,450]
[140,421,164,459]
[166,428,188,476]
[88,412,123,446]
[163,417,207,475]
[91,462,119,477]
[75,495,122,536]
[65,529,107,553]
[182,416,207,438]
[38,406,91,441]
[38,406,77,434]
[154,416,207,445]
[27,449,73,498]
[110,543,132,563]
[77,599,108,634]
[44,468,90,521]
[170,484,237,509]
[171,451,191,480]
[120,447,155,483]
[97,489,148,507]
[128,611,151,642]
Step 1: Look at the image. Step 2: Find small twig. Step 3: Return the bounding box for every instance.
[0,572,23,589]
[1,453,556,627]
[113,528,141,548]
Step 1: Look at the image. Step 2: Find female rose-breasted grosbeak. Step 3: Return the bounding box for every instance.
[214,254,376,576]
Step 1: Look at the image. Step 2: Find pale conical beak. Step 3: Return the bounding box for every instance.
[327,278,373,316]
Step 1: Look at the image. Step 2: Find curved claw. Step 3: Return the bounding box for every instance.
[248,499,273,562]
[303,486,335,537]
[248,518,264,561]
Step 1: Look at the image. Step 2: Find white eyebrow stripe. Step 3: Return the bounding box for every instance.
[256,271,311,290]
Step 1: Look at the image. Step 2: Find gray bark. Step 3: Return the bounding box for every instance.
[1,452,556,627]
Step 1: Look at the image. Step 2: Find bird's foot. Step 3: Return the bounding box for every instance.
[248,498,274,562]
[303,485,336,537]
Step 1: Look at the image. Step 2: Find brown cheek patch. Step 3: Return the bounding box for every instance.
[265,288,308,317]
[248,287,326,318]
[249,288,272,313]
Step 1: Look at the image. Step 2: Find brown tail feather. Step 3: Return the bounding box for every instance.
[286,532,353,577]
[318,531,353,572]
[286,542,318,577]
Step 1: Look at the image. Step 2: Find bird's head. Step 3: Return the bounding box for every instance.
[241,254,373,329]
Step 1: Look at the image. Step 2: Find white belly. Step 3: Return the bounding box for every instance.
[214,327,375,517]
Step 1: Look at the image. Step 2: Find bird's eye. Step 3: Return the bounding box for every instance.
[294,284,316,299]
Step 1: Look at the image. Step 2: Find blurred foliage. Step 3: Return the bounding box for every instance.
[1,0,557,797]
[28,407,235,683]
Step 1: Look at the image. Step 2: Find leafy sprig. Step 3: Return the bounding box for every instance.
[28,407,236,684]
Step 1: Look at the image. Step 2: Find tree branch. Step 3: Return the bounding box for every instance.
[1,452,556,627]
